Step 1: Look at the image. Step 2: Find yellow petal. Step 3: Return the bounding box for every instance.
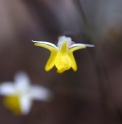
[3,95,21,115]
[69,45,86,52]
[34,42,58,53]
[60,41,67,53]
[54,41,72,73]
[57,69,65,73]
[45,53,57,71]
[68,51,77,71]
[55,52,72,72]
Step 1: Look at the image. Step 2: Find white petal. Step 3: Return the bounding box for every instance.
[82,44,95,47]
[58,36,72,48]
[14,71,30,90]
[20,95,32,115]
[0,82,16,95]
[30,86,52,101]
[32,40,58,49]
[70,43,94,48]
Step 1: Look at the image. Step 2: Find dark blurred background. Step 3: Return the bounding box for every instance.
[0,0,122,124]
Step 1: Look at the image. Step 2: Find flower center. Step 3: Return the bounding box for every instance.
[54,52,71,73]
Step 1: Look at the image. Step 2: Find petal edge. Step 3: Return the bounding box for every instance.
[45,53,57,71]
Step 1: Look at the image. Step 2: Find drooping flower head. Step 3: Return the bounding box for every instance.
[32,36,94,73]
[0,71,52,115]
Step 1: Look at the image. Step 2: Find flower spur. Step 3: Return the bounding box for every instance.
[32,36,94,73]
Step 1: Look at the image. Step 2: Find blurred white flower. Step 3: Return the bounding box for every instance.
[0,71,52,115]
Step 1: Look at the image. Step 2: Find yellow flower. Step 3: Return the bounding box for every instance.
[32,36,94,73]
